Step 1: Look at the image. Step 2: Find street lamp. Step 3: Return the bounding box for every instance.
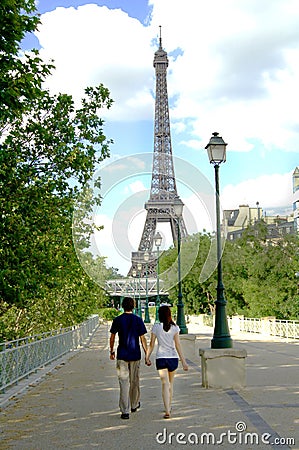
[205,132,233,349]
[132,269,137,315]
[154,232,162,322]
[173,197,188,334]
[143,251,150,323]
[137,262,142,318]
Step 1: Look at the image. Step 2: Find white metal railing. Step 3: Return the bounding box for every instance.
[0,315,99,393]
[228,316,299,340]
[189,315,299,340]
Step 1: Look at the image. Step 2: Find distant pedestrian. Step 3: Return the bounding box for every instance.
[146,305,188,419]
[109,297,149,420]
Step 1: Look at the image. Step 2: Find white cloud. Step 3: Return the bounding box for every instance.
[94,213,132,274]
[182,193,215,233]
[35,0,299,152]
[37,5,154,119]
[221,171,294,210]
[124,180,147,194]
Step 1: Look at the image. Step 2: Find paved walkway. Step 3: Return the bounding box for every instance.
[0,323,298,449]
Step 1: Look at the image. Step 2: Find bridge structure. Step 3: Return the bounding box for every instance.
[105,277,167,299]
[105,274,169,313]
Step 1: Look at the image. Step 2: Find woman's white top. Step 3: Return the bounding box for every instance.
[152,323,180,359]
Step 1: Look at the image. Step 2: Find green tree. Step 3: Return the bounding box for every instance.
[0,0,53,124]
[221,224,298,319]
[221,239,249,315]
[0,1,114,340]
[161,232,217,315]
[241,234,299,319]
[160,225,299,320]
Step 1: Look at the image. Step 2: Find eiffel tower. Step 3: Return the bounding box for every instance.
[128,28,188,277]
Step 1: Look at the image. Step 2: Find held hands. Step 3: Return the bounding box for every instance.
[145,348,152,366]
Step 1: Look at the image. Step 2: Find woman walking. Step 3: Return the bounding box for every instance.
[146,305,188,419]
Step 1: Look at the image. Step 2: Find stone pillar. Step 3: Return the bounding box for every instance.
[199,348,247,389]
[180,334,196,360]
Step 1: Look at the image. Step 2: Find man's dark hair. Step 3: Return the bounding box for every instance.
[122,297,135,312]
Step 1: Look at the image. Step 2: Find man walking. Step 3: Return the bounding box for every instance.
[109,297,149,419]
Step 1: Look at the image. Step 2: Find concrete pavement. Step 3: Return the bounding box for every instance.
[0,322,298,449]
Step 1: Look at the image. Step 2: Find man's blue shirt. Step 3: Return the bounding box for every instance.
[110,313,147,361]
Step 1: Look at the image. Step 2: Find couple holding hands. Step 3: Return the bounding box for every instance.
[109,297,188,420]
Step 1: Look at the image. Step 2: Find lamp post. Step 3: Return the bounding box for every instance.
[137,262,142,318]
[205,132,233,349]
[143,251,150,323]
[154,232,162,322]
[132,269,137,315]
[173,197,188,334]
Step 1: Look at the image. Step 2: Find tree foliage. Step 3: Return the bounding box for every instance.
[160,232,217,315]
[223,225,299,319]
[0,0,114,340]
[0,0,53,123]
[161,225,299,320]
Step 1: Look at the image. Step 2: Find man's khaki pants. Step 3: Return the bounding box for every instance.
[116,359,140,414]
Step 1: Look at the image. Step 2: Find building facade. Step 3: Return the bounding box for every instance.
[223,167,299,241]
[293,167,299,232]
[224,204,295,242]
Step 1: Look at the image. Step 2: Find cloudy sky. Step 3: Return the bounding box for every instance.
[23,0,299,275]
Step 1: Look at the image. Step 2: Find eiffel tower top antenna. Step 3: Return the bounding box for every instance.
[159,25,162,48]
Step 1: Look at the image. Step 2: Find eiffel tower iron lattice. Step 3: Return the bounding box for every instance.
[128,29,188,278]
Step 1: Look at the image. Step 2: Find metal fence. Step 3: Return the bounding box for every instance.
[0,315,99,393]
[195,315,299,340]
[228,316,299,340]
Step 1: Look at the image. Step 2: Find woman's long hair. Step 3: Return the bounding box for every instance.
[158,305,176,332]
